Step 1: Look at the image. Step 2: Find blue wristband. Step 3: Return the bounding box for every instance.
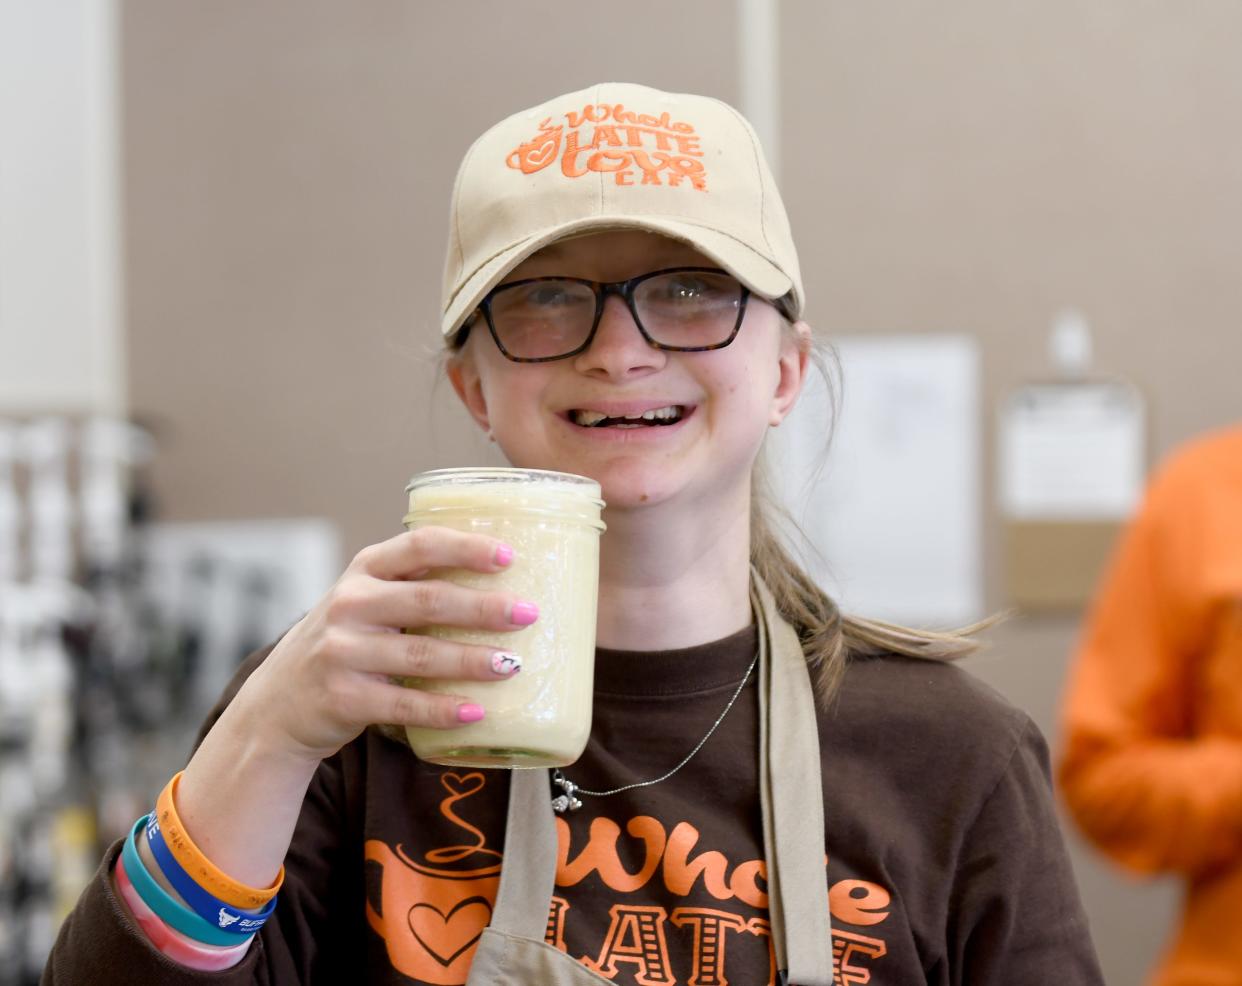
[120,816,247,946]
[144,813,277,936]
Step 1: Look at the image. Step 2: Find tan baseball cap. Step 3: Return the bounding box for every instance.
[440,81,803,338]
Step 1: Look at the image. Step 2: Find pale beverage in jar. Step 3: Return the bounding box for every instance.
[402,467,604,768]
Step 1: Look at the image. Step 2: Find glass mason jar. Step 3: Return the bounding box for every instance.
[401,467,605,768]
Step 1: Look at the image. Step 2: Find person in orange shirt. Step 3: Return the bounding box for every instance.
[1059,423,1242,985]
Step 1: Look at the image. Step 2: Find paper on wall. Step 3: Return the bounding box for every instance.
[767,334,982,626]
[998,382,1145,521]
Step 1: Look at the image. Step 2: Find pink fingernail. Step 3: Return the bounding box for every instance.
[457,703,485,723]
[494,543,514,567]
[491,652,522,675]
[510,601,539,626]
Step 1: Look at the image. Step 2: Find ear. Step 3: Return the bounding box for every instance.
[446,348,492,434]
[769,320,813,426]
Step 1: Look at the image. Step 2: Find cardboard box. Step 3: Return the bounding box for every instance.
[1003,519,1122,611]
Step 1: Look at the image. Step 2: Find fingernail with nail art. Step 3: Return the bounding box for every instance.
[491,652,522,675]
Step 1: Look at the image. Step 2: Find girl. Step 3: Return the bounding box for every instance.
[45,82,1103,985]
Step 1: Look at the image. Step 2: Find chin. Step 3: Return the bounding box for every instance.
[592,465,681,511]
[498,447,685,509]
[599,486,673,511]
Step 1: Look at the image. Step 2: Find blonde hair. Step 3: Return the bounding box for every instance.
[753,332,993,705]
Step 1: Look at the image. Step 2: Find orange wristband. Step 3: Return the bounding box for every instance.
[155,771,284,909]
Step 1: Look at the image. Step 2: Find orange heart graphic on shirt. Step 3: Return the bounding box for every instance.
[407,896,493,968]
[440,772,485,798]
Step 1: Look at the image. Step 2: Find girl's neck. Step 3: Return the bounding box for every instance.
[594,497,753,651]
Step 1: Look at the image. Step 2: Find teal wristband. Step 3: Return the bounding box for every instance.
[120,815,245,947]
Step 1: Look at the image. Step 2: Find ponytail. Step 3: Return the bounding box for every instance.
[750,489,992,704]
[752,330,996,705]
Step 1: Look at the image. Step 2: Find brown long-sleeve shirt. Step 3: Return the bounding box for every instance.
[47,627,1102,984]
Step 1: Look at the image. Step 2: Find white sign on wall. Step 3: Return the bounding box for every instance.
[998,381,1146,521]
[0,0,123,413]
[767,334,982,627]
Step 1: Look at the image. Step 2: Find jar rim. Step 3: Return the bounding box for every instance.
[405,467,601,498]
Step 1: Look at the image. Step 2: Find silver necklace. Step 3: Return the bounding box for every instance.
[551,650,759,813]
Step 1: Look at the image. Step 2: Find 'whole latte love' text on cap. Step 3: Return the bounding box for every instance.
[440,82,804,338]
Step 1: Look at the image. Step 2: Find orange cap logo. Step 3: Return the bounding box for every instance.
[506,103,708,190]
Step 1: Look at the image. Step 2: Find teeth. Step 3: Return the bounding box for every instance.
[572,405,682,427]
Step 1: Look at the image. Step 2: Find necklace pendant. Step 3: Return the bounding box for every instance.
[551,772,583,814]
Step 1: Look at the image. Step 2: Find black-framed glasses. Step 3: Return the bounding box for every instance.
[472,266,751,363]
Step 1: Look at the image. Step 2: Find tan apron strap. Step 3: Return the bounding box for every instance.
[490,767,558,940]
[468,769,616,984]
[482,576,833,985]
[754,576,835,986]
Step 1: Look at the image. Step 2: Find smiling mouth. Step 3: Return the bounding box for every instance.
[568,406,688,429]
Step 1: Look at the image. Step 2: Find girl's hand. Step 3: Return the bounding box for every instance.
[234,527,536,763]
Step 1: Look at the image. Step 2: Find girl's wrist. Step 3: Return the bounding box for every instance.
[230,654,357,767]
[221,670,330,770]
[155,628,335,891]
[154,779,284,912]
[176,697,322,890]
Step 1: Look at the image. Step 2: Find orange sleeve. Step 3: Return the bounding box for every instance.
[1057,448,1242,876]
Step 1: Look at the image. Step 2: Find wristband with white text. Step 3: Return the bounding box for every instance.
[144,812,277,935]
[120,816,243,946]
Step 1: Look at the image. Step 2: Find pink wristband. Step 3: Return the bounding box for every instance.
[114,853,254,971]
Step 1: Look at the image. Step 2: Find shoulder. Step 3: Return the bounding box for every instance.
[823,653,1047,808]
[1119,426,1242,554]
[834,650,1034,750]
[1149,424,1242,498]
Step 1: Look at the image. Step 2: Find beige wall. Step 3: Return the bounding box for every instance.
[122,0,738,555]
[781,4,1242,979]
[123,3,1242,981]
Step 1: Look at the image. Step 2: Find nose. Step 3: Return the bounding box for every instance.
[572,294,666,378]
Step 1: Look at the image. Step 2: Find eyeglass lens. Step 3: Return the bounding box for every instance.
[486,269,744,361]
